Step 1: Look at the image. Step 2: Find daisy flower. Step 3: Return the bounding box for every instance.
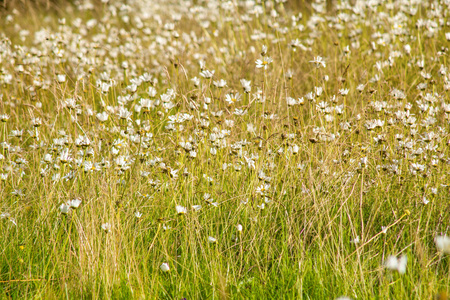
[225,93,241,105]
[310,56,326,68]
[176,205,187,215]
[255,57,273,69]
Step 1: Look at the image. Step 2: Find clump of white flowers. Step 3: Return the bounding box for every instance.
[384,255,407,274]
[59,198,82,214]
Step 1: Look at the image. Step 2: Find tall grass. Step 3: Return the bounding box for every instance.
[0,0,450,298]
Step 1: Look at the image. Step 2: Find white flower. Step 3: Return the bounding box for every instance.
[117,107,132,120]
[0,114,10,122]
[192,205,202,211]
[101,223,112,232]
[350,236,360,244]
[67,198,82,208]
[176,205,187,215]
[435,235,450,253]
[213,79,227,88]
[57,74,66,83]
[225,93,241,105]
[160,263,170,272]
[310,56,326,68]
[261,45,267,56]
[236,224,243,232]
[135,211,142,218]
[191,77,200,87]
[384,255,407,274]
[255,183,270,195]
[338,88,349,96]
[255,57,273,69]
[286,97,298,106]
[240,79,251,93]
[96,111,109,122]
[59,203,70,214]
[208,236,217,244]
[200,69,215,78]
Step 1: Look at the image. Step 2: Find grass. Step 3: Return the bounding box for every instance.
[1,0,450,298]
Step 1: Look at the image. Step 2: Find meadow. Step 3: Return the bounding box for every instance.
[1,0,450,298]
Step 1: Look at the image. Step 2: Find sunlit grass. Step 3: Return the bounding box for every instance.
[1,0,450,299]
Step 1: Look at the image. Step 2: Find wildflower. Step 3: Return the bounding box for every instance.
[236,224,243,232]
[191,77,200,86]
[240,79,251,93]
[286,69,293,79]
[189,150,197,158]
[10,129,23,138]
[118,107,132,120]
[208,236,217,244]
[101,223,112,232]
[338,88,349,96]
[67,198,82,208]
[59,203,70,214]
[160,263,170,272]
[176,205,187,215]
[261,45,268,56]
[310,56,326,68]
[350,236,360,244]
[200,69,215,78]
[96,112,109,122]
[255,57,273,69]
[57,74,66,83]
[213,79,227,88]
[286,97,298,106]
[11,189,24,197]
[192,205,202,211]
[135,211,142,218]
[435,235,450,253]
[170,169,179,179]
[32,118,42,127]
[233,108,247,116]
[0,114,10,122]
[384,255,407,274]
[225,93,241,105]
[256,183,270,195]
[390,89,406,100]
[315,86,323,97]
